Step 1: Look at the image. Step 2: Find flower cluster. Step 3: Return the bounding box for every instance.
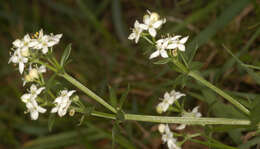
[128,10,188,59]
[158,124,180,149]
[128,10,166,43]
[156,90,185,114]
[9,29,62,74]
[9,30,77,120]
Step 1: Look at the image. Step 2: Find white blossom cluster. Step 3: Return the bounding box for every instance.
[128,11,200,149]
[128,10,188,59]
[9,30,77,120]
[9,29,62,74]
[128,10,166,43]
[158,124,180,149]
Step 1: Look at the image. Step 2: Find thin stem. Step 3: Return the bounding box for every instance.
[124,114,250,125]
[142,36,155,45]
[89,110,251,126]
[62,73,117,113]
[188,71,250,115]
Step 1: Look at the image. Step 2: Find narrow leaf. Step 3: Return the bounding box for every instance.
[60,43,72,67]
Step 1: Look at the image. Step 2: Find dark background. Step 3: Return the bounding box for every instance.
[1,0,260,149]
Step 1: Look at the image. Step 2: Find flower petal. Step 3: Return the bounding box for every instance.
[160,50,168,58]
[30,110,39,120]
[178,44,185,51]
[180,36,189,44]
[21,94,31,103]
[148,28,156,37]
[19,62,25,74]
[153,20,163,28]
[167,43,178,49]
[149,50,160,59]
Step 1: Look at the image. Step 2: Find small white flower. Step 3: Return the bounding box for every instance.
[142,10,166,37]
[51,90,76,117]
[160,124,181,149]
[34,29,62,54]
[169,90,186,101]
[9,49,28,74]
[149,38,169,59]
[167,36,189,52]
[176,106,202,130]
[20,84,46,120]
[12,34,37,56]
[128,20,148,43]
[156,101,169,114]
[156,90,185,113]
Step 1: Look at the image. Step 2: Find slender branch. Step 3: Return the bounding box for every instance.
[188,71,250,115]
[62,73,117,113]
[89,110,251,126]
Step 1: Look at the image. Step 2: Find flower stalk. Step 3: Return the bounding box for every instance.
[61,73,117,113]
[188,71,250,115]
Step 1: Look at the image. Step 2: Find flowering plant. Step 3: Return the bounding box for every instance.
[9,10,260,149]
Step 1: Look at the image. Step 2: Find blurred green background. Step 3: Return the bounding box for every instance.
[1,0,260,149]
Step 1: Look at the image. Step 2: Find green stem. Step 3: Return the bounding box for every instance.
[89,110,250,126]
[62,73,117,113]
[188,71,250,115]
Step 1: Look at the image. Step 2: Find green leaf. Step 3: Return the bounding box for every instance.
[48,114,56,132]
[111,0,128,45]
[186,0,250,63]
[153,58,171,65]
[109,86,117,108]
[112,123,120,149]
[119,84,130,109]
[60,43,72,67]
[249,99,260,126]
[224,45,260,85]
[190,61,203,71]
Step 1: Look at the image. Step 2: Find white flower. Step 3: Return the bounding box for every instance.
[169,90,186,101]
[167,36,189,52]
[156,90,185,113]
[34,29,62,54]
[8,49,28,74]
[160,124,181,149]
[51,90,76,117]
[176,106,202,130]
[128,20,147,43]
[12,34,37,57]
[142,10,166,37]
[20,84,46,120]
[149,38,169,59]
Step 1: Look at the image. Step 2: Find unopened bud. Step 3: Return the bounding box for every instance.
[156,104,163,114]
[172,49,178,57]
[150,12,159,21]
[21,48,30,57]
[158,124,166,134]
[69,109,75,116]
[29,69,39,80]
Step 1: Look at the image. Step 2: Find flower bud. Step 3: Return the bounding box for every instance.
[150,12,159,21]
[172,49,178,57]
[29,68,39,80]
[156,104,163,114]
[24,74,33,82]
[158,124,166,134]
[20,48,30,57]
[69,109,75,116]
